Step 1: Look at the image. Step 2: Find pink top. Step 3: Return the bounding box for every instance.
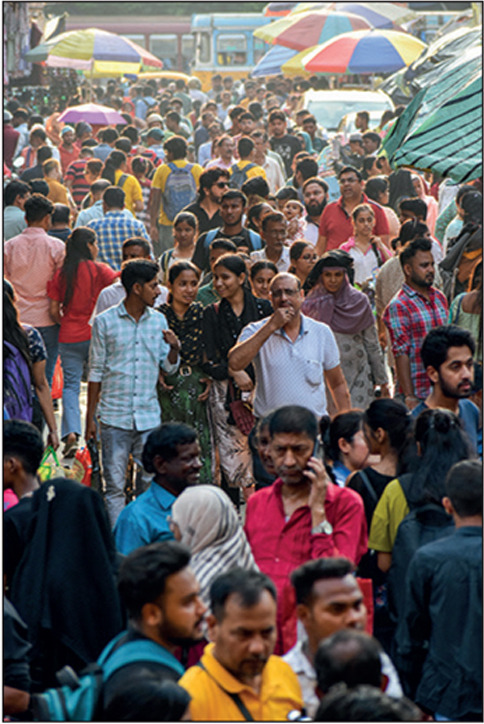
[4,228,66,327]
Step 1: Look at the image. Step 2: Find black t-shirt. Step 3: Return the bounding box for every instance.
[270,134,302,176]
[4,496,34,592]
[182,202,224,235]
[4,598,32,693]
[192,227,261,272]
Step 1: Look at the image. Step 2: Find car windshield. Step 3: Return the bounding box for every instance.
[307,99,391,131]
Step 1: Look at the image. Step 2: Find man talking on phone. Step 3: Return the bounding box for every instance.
[244,405,367,656]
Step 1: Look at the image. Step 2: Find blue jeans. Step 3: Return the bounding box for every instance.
[36,324,60,387]
[100,423,153,527]
[59,340,91,440]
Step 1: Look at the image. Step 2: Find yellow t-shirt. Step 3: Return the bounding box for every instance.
[179,643,303,722]
[368,478,410,553]
[46,178,70,206]
[151,159,203,227]
[114,169,143,216]
[229,159,267,184]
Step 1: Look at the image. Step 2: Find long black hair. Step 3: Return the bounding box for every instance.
[60,227,96,307]
[102,150,127,184]
[407,408,473,507]
[4,280,32,378]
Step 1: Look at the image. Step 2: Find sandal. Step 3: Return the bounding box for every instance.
[62,437,78,459]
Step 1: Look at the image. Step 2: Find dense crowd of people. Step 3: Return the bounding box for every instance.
[3,70,483,722]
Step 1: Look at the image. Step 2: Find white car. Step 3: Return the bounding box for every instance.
[303,89,394,135]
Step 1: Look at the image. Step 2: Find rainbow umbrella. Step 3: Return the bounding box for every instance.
[303,29,427,74]
[251,45,299,77]
[291,2,416,26]
[281,46,318,76]
[41,28,163,76]
[254,10,372,52]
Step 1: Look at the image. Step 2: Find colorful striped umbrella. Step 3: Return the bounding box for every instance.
[281,46,318,76]
[263,2,299,17]
[251,44,299,77]
[254,10,372,52]
[303,29,426,74]
[39,28,163,76]
[292,2,416,26]
[390,76,482,183]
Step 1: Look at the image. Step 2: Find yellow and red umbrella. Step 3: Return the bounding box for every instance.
[303,29,426,74]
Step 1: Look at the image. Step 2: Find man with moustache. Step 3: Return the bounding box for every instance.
[302,177,329,245]
[179,568,304,720]
[413,325,479,453]
[383,238,448,408]
[102,541,207,713]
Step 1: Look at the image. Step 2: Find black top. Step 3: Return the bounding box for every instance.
[396,527,483,719]
[192,227,260,272]
[4,597,32,693]
[347,467,395,529]
[4,495,34,592]
[182,201,224,235]
[269,134,302,176]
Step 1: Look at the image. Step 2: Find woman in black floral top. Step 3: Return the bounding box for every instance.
[157,261,212,484]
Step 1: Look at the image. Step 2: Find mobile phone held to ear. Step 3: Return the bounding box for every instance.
[312,438,320,459]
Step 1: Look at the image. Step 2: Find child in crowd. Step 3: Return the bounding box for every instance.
[283,199,307,242]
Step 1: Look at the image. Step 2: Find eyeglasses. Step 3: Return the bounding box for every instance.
[215,182,229,188]
[271,288,299,298]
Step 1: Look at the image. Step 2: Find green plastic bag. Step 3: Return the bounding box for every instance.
[38,446,70,482]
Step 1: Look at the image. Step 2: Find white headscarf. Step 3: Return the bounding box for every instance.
[171,485,258,609]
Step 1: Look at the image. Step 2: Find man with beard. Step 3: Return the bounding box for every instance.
[114,424,202,554]
[102,541,207,713]
[413,325,479,453]
[179,568,304,720]
[302,177,328,245]
[383,238,448,409]
[182,168,229,234]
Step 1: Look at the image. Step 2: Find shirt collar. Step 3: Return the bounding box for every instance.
[117,301,152,322]
[149,482,176,508]
[402,282,436,300]
[275,313,308,340]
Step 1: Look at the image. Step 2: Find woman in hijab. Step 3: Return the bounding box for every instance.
[302,251,389,409]
[9,478,124,692]
[170,485,258,611]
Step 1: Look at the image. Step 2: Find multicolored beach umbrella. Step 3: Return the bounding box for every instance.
[292,2,416,27]
[263,2,299,17]
[254,10,372,52]
[251,44,299,77]
[40,28,163,76]
[303,29,426,74]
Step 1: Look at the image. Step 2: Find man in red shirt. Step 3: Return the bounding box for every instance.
[64,145,94,207]
[244,405,367,655]
[316,166,389,256]
[58,126,79,175]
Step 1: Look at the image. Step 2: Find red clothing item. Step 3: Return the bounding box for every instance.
[47,259,118,343]
[318,194,389,251]
[59,143,80,175]
[64,159,89,206]
[244,478,368,654]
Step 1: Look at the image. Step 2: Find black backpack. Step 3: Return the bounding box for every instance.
[387,474,454,624]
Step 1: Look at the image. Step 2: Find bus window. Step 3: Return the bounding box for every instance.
[216,33,247,66]
[196,32,211,64]
[150,34,178,69]
[182,34,195,73]
[122,34,146,48]
[254,37,267,64]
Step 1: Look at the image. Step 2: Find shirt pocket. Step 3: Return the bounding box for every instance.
[304,359,323,387]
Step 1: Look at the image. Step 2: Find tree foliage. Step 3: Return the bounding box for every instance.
[44,2,267,17]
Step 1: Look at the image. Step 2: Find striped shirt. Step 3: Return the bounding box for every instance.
[64,158,89,206]
[88,301,179,431]
[87,211,150,270]
[383,282,448,399]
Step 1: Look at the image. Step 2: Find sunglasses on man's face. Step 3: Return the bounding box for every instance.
[215,181,229,188]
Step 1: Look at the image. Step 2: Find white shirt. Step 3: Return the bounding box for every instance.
[283,638,403,718]
[237,313,340,418]
[262,155,285,194]
[303,219,320,246]
[250,246,290,272]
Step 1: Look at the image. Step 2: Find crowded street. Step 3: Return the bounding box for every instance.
[3,1,483,721]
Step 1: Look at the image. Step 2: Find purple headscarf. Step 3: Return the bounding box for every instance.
[302,267,374,335]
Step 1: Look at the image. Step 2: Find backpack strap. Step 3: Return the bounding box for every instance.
[116,173,129,189]
[204,227,221,251]
[101,638,184,681]
[397,473,415,509]
[357,469,378,504]
[196,661,254,721]
[370,239,385,268]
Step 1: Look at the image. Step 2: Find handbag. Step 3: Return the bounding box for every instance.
[228,380,255,436]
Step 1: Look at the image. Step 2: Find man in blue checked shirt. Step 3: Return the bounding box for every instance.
[86,259,181,527]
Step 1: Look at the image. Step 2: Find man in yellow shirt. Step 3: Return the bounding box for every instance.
[149,135,203,258]
[229,137,267,190]
[179,568,304,721]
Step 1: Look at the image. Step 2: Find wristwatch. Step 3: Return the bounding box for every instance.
[312,519,333,535]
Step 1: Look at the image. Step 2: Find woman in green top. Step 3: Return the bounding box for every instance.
[157,260,212,484]
[448,261,482,363]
